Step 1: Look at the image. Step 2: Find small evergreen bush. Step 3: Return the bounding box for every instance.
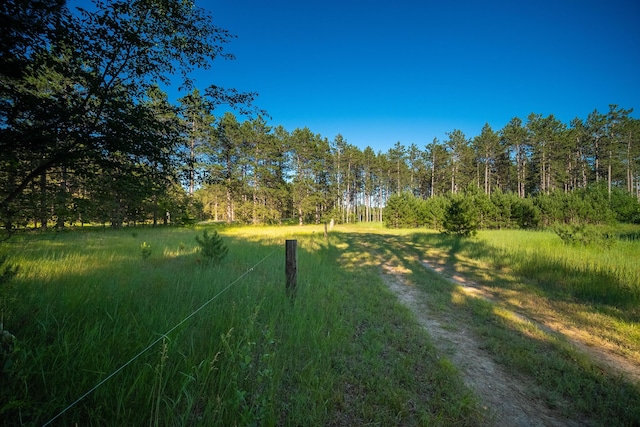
[511,197,541,229]
[442,195,479,237]
[553,223,614,247]
[384,192,420,228]
[140,242,152,260]
[195,230,228,265]
[422,196,448,230]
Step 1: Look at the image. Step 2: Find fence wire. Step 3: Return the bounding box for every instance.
[42,246,281,426]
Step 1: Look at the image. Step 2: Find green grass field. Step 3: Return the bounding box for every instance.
[1,225,482,426]
[1,224,639,426]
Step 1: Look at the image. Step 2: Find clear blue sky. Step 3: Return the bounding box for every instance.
[192,0,640,152]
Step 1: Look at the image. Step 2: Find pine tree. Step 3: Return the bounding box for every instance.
[195,230,229,265]
[443,194,479,237]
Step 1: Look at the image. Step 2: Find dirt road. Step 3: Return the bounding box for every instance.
[381,259,584,426]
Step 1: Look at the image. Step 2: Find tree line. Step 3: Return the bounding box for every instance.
[1,1,639,232]
[192,106,640,228]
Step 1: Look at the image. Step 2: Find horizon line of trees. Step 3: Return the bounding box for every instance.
[190,104,640,229]
[2,1,639,233]
[5,102,639,231]
[384,184,640,232]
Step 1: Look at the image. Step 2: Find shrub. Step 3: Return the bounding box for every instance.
[577,184,616,224]
[487,190,516,229]
[195,230,228,265]
[384,192,420,228]
[422,196,449,230]
[511,197,541,229]
[609,188,640,223]
[535,191,568,226]
[473,192,499,229]
[553,223,614,247]
[140,242,152,260]
[442,194,479,237]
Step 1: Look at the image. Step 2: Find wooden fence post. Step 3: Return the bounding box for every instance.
[285,240,297,299]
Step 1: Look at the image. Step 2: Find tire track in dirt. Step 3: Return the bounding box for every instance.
[380,260,585,427]
[419,259,640,386]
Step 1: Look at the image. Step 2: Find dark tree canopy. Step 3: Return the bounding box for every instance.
[0,0,259,231]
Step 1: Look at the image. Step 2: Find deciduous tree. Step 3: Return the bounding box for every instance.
[0,0,258,230]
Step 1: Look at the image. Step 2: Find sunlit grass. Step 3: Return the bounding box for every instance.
[397,226,640,425]
[469,228,640,362]
[1,225,483,426]
[5,223,638,425]
[478,229,639,298]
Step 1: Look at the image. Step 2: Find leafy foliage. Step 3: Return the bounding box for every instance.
[422,196,448,230]
[0,0,259,230]
[511,197,541,229]
[1,1,639,231]
[195,229,228,265]
[381,184,640,232]
[610,188,640,223]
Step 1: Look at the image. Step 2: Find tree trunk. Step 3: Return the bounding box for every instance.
[189,138,195,197]
[628,132,633,193]
[431,153,435,198]
[451,162,456,194]
[226,185,232,224]
[379,185,383,222]
[595,137,600,182]
[522,157,526,198]
[56,166,68,229]
[153,194,158,226]
[40,171,47,230]
[484,155,490,195]
[608,150,612,198]
[345,167,351,223]
[541,146,546,194]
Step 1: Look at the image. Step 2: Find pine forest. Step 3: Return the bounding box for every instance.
[2,1,639,233]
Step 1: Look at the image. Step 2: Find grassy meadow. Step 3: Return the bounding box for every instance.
[1,225,481,426]
[347,225,640,425]
[1,223,639,426]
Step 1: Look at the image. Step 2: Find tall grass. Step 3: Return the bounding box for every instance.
[477,228,640,310]
[1,226,482,426]
[404,226,640,425]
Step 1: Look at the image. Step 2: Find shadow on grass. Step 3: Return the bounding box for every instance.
[334,230,640,426]
[409,232,640,322]
[616,230,640,241]
[457,293,640,426]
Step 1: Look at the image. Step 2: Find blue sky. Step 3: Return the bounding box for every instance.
[191,0,640,152]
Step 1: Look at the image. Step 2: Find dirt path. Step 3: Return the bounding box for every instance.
[380,260,585,427]
[419,259,640,386]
